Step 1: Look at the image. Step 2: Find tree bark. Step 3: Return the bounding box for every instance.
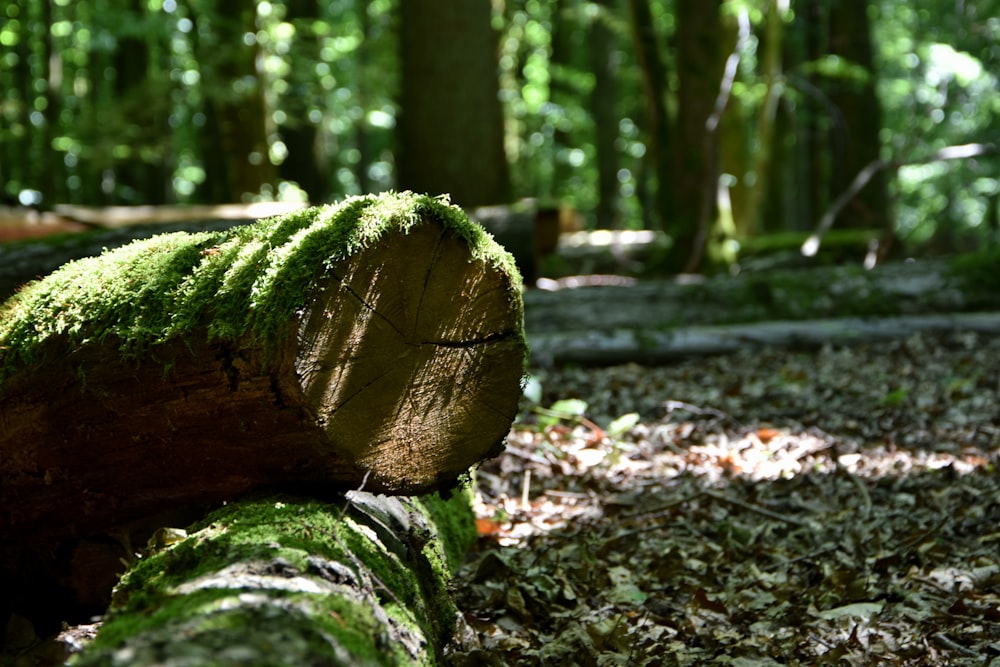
[627,0,674,231]
[825,0,888,232]
[277,0,330,204]
[70,490,477,666]
[0,192,526,545]
[191,5,277,201]
[671,0,724,270]
[397,0,510,208]
[588,1,620,229]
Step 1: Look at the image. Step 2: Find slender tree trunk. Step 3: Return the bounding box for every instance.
[716,7,751,250]
[741,0,787,238]
[627,0,673,231]
[278,0,329,203]
[192,5,277,201]
[1,1,33,202]
[549,0,578,201]
[355,2,373,194]
[37,0,65,204]
[802,0,829,231]
[672,0,724,270]
[397,0,511,207]
[827,0,888,232]
[589,0,620,228]
[112,0,168,205]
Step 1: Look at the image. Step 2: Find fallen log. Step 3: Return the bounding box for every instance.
[52,201,310,228]
[70,490,477,666]
[524,258,984,337]
[528,312,1000,366]
[469,199,577,285]
[0,191,526,544]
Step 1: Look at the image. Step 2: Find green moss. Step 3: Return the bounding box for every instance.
[77,588,390,666]
[418,487,477,573]
[86,491,476,665]
[0,191,523,383]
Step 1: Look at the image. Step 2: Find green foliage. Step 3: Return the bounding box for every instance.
[536,398,589,429]
[875,0,1000,250]
[2,0,999,258]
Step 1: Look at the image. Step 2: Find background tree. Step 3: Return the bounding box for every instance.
[396,0,510,207]
[627,0,674,231]
[672,0,725,270]
[824,0,887,233]
[588,0,622,229]
[275,0,329,203]
[191,4,276,202]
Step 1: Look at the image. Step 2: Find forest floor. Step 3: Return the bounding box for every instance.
[446,330,1000,666]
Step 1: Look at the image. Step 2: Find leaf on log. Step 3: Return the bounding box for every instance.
[0,192,527,543]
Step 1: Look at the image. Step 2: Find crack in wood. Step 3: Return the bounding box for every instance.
[328,271,404,338]
[421,330,519,348]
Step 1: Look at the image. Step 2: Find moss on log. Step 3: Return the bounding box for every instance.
[0,192,526,544]
[71,489,477,666]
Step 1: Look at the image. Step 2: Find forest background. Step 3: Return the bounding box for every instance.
[1,0,998,274]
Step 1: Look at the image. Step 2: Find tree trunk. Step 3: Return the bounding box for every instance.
[741,0,787,239]
[524,255,1000,364]
[70,489,477,666]
[627,0,674,232]
[589,1,620,229]
[825,0,888,232]
[548,0,577,201]
[111,0,169,206]
[530,312,1000,366]
[192,5,277,201]
[278,0,329,204]
[672,0,724,271]
[0,192,526,547]
[397,0,511,208]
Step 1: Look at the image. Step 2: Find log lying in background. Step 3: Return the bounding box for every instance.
[0,208,90,242]
[71,490,477,666]
[469,198,577,285]
[528,312,1000,366]
[52,201,309,228]
[0,191,527,544]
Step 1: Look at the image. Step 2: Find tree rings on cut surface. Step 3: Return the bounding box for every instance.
[295,221,525,492]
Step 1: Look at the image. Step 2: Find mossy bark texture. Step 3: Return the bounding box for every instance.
[0,192,526,544]
[72,490,477,666]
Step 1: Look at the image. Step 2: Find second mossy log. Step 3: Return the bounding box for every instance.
[70,490,478,667]
[0,192,527,543]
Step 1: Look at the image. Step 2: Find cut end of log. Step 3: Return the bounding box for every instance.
[294,220,525,493]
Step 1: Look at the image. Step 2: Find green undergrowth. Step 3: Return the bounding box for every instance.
[949,245,1000,306]
[0,191,522,384]
[76,489,476,666]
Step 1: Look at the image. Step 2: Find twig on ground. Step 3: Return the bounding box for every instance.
[701,489,811,527]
